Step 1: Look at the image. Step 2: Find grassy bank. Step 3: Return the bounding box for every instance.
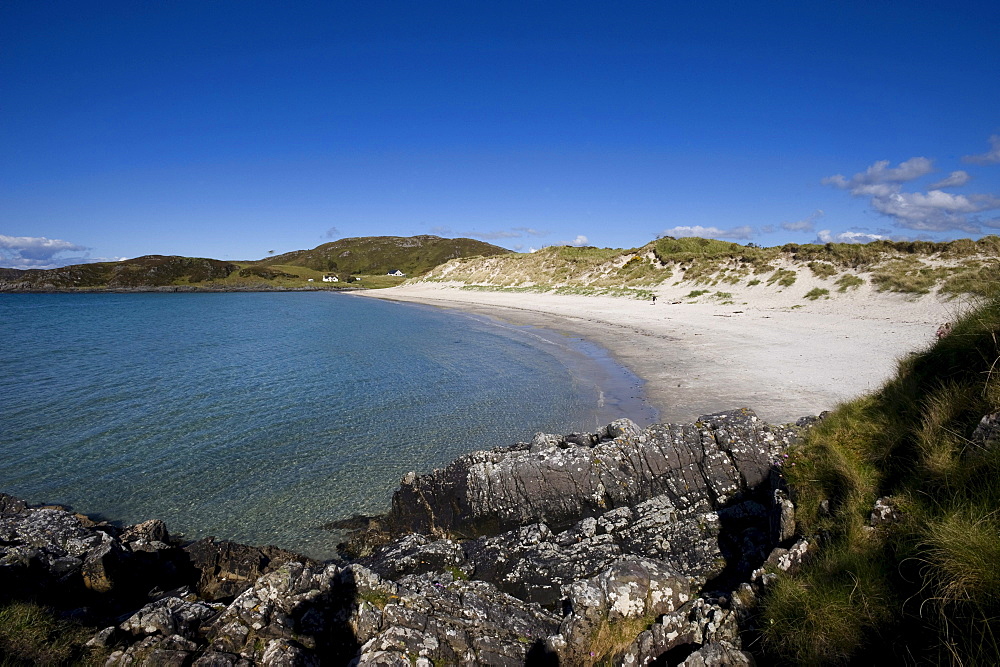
[761,295,1000,664]
[418,236,1000,299]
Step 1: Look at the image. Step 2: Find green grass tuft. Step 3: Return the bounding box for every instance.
[808,261,838,279]
[767,268,797,287]
[804,287,830,300]
[835,274,865,292]
[0,600,102,665]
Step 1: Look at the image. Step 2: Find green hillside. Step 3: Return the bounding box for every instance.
[0,236,512,291]
[0,255,237,290]
[257,234,511,276]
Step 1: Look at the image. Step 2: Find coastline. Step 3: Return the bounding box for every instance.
[357,282,961,423]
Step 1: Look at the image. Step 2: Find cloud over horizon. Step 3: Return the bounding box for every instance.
[814,229,887,244]
[824,147,1000,233]
[660,225,755,241]
[0,234,96,269]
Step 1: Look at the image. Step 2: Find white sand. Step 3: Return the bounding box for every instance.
[358,279,971,424]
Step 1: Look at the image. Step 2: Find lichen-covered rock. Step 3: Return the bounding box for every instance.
[458,494,722,606]
[119,596,224,639]
[558,557,692,662]
[203,560,355,661]
[355,571,561,666]
[387,410,794,538]
[618,597,744,665]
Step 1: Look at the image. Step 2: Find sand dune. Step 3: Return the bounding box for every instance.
[359,280,968,424]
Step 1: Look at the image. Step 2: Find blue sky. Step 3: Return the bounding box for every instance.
[2,1,999,269]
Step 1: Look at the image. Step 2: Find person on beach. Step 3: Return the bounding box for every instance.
[652,295,656,304]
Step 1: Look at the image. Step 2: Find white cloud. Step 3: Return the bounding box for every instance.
[815,229,887,244]
[822,157,933,195]
[870,190,1000,232]
[0,234,101,269]
[963,135,1000,165]
[781,209,824,233]
[928,171,971,189]
[0,234,87,260]
[660,225,755,241]
[824,154,1000,232]
[0,254,125,270]
[569,235,589,246]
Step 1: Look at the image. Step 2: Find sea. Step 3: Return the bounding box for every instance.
[0,291,656,558]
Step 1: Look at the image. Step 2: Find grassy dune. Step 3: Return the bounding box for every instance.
[417,236,1000,299]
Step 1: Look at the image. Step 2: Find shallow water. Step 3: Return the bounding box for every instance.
[0,292,654,557]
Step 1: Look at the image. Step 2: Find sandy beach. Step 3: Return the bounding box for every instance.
[359,281,970,424]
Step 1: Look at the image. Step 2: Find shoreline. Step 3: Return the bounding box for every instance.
[358,283,961,423]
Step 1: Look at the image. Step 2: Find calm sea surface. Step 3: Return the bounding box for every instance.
[0,292,655,557]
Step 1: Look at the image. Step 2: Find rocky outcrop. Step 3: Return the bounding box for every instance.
[1,409,811,665]
[383,409,794,540]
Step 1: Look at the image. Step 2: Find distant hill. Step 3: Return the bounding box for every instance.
[0,255,237,290]
[257,235,511,276]
[0,236,513,291]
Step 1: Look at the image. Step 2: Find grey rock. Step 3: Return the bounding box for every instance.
[869,496,901,527]
[559,557,692,663]
[764,538,813,575]
[970,412,1000,457]
[772,489,796,544]
[679,640,755,666]
[387,410,794,538]
[119,596,223,638]
[459,494,722,606]
[618,598,743,666]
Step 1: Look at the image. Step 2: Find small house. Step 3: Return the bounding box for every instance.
[387,269,406,277]
[322,274,339,283]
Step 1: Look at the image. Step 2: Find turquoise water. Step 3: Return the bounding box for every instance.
[0,292,654,558]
